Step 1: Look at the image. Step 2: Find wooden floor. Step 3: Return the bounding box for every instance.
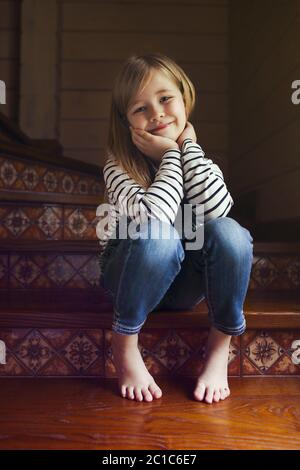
[0,377,300,450]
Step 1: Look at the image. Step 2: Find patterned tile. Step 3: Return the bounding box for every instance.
[0,328,299,377]
[0,160,17,187]
[7,253,100,289]
[0,254,8,288]
[64,207,97,240]
[61,331,102,374]
[249,255,300,291]
[10,255,42,287]
[241,330,300,376]
[3,208,31,237]
[0,156,102,196]
[245,331,283,372]
[285,258,300,288]
[0,203,98,240]
[151,330,193,372]
[251,257,280,288]
[0,329,104,377]
[14,329,55,374]
[22,167,39,190]
[37,207,62,238]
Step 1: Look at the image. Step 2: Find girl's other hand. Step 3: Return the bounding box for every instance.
[176,121,197,150]
[130,127,179,163]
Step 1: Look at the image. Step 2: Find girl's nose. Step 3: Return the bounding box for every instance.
[150,107,165,121]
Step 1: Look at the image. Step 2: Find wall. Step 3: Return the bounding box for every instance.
[229,0,300,222]
[58,0,230,174]
[0,0,21,123]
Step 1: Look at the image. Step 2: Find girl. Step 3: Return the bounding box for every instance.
[98,53,253,404]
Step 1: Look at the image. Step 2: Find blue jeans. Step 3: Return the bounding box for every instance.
[100,216,253,336]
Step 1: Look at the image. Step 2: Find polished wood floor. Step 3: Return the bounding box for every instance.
[0,377,300,450]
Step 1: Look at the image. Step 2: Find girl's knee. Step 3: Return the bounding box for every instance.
[205,217,253,255]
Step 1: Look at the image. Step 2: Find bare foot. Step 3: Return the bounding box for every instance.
[112,331,162,402]
[194,327,231,404]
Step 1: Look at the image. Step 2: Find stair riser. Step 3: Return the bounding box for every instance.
[0,328,299,378]
[0,155,102,196]
[0,251,299,291]
[0,203,98,241]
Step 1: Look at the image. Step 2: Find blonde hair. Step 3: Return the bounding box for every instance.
[104,52,196,202]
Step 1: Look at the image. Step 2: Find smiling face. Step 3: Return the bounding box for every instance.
[126,69,187,141]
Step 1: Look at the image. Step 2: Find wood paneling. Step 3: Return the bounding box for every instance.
[228,0,300,221]
[0,31,18,59]
[232,19,300,119]
[61,61,229,92]
[0,59,18,88]
[62,3,228,34]
[59,0,229,170]
[62,32,227,62]
[61,0,228,4]
[0,0,20,30]
[61,90,228,122]
[232,65,300,158]
[256,168,300,221]
[232,1,298,85]
[0,0,20,123]
[230,115,300,194]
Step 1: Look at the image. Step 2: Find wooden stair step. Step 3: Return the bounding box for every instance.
[0,376,299,449]
[0,289,299,329]
[1,239,300,253]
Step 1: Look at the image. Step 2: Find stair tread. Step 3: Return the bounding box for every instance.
[1,289,299,312]
[1,290,299,329]
[1,239,300,253]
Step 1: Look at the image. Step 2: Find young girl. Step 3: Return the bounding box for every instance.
[98,53,253,404]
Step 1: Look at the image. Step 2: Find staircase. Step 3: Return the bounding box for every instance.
[0,114,300,379]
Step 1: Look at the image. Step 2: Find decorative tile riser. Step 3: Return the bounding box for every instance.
[0,252,299,291]
[0,203,99,240]
[0,253,101,289]
[0,155,102,196]
[0,328,299,377]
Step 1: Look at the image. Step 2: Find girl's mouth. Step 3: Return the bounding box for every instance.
[150,122,174,133]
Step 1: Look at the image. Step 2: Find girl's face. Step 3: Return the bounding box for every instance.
[126,69,187,141]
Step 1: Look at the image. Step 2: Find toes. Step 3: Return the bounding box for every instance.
[220,388,227,400]
[224,387,230,397]
[149,383,162,400]
[121,385,127,398]
[135,388,144,402]
[205,386,214,404]
[141,387,153,402]
[127,386,135,400]
[213,389,221,402]
[194,382,206,401]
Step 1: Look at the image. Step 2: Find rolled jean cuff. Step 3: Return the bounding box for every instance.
[212,317,246,336]
[112,314,146,335]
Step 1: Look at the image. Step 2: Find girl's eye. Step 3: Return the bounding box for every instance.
[134,96,171,113]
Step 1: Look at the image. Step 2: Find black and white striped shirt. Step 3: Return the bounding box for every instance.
[97,138,233,264]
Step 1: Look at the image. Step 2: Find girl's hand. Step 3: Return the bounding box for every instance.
[130,127,179,163]
[176,121,197,150]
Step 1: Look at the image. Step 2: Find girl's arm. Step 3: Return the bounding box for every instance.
[103,147,183,226]
[180,138,234,221]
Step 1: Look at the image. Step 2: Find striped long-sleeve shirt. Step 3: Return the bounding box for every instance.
[97,146,183,255]
[97,138,233,271]
[181,138,234,220]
